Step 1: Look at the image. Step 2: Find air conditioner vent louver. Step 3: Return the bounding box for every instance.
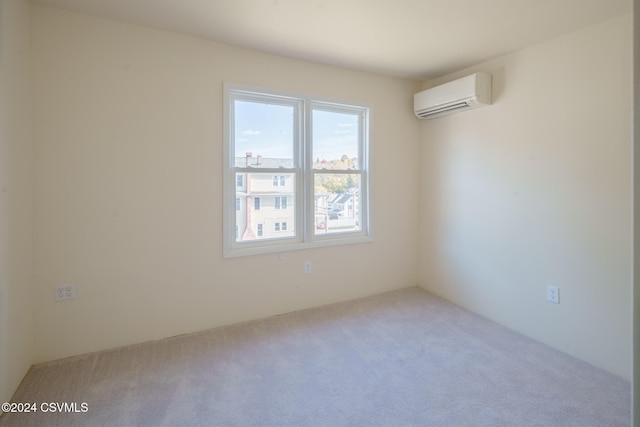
[416,101,471,118]
[414,72,491,120]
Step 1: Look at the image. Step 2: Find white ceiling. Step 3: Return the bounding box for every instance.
[33,0,631,80]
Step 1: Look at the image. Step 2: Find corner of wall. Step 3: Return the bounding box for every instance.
[0,0,35,404]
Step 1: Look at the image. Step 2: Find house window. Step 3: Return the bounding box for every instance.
[224,84,371,257]
[274,222,288,232]
[275,196,287,210]
[235,198,240,211]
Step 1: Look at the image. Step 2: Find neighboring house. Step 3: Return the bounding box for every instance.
[235,153,295,241]
[315,188,359,233]
[236,153,360,240]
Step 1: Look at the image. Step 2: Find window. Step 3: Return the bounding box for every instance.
[274,222,288,232]
[224,84,371,257]
[275,196,287,210]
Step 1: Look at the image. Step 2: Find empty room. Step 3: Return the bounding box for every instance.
[0,0,635,425]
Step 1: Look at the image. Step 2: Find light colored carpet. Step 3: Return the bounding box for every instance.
[1,287,631,426]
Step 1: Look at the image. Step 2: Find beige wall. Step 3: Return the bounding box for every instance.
[31,5,421,362]
[0,0,35,403]
[633,0,639,423]
[419,15,633,380]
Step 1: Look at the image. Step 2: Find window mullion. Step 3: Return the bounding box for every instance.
[304,100,314,243]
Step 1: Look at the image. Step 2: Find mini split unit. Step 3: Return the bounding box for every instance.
[414,72,492,119]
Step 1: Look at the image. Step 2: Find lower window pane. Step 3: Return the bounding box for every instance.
[236,172,295,242]
[314,174,361,235]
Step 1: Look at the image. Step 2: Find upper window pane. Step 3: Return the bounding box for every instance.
[234,100,294,167]
[312,109,359,168]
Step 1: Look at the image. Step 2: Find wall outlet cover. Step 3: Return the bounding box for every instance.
[546,285,559,304]
[54,284,76,302]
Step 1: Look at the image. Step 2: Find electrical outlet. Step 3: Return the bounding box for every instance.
[54,284,76,302]
[546,285,559,304]
[304,261,312,274]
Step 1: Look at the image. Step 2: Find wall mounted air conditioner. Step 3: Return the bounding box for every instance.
[414,72,492,119]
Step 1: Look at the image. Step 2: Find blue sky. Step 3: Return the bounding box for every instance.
[234,100,359,162]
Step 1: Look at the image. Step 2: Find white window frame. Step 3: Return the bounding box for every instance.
[223,83,372,258]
